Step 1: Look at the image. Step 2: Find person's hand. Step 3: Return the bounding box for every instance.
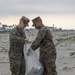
[25,39,29,43]
[26,48,31,56]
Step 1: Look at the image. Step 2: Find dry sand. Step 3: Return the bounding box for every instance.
[0,29,75,75]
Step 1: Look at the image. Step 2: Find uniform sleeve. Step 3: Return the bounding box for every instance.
[31,28,46,50]
[22,30,27,44]
[22,30,26,38]
[9,30,25,44]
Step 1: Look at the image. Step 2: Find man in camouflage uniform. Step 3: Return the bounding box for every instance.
[9,16,30,75]
[28,16,57,75]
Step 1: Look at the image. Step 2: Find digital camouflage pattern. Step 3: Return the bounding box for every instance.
[32,16,42,26]
[9,26,26,75]
[20,16,30,26]
[31,26,57,75]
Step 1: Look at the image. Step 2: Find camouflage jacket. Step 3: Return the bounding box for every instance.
[9,26,26,53]
[31,26,56,53]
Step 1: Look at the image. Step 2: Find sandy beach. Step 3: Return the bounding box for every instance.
[0,29,75,75]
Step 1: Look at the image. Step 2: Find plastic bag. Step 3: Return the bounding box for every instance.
[25,48,43,75]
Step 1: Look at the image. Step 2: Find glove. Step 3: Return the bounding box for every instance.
[26,47,32,56]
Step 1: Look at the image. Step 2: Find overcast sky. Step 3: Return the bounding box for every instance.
[0,0,75,29]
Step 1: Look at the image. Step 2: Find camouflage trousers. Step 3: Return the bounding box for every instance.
[40,49,57,75]
[9,52,25,75]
